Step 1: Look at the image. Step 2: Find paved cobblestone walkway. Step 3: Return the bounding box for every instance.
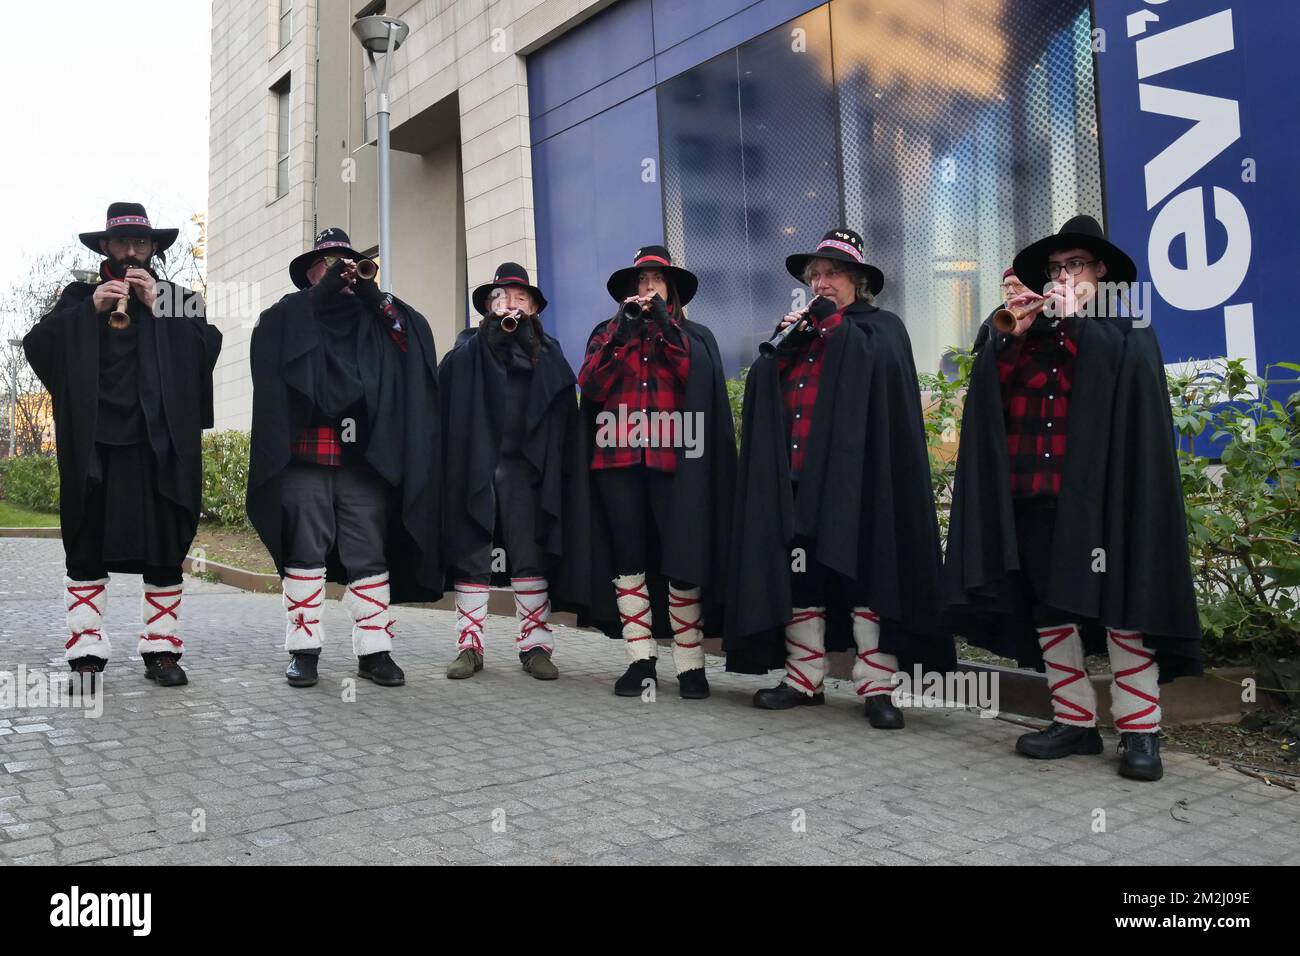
[2,539,1297,865]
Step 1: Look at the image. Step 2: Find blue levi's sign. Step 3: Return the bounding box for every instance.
[1093,0,1298,399]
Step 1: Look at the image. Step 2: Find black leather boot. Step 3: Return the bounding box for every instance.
[864,695,905,729]
[1015,721,1103,759]
[677,668,710,700]
[1118,732,1164,781]
[142,652,188,687]
[614,658,657,697]
[68,656,107,674]
[285,650,320,688]
[68,656,107,694]
[358,651,405,687]
[753,682,824,709]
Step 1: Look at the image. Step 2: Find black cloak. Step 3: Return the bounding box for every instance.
[724,300,956,675]
[23,280,221,547]
[941,317,1202,681]
[580,316,737,641]
[246,288,443,602]
[438,325,591,609]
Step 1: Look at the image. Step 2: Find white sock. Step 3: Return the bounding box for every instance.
[782,607,827,697]
[283,568,325,652]
[669,584,704,675]
[851,607,898,699]
[138,582,184,656]
[343,572,393,656]
[1037,623,1097,727]
[1107,628,1161,732]
[455,582,489,655]
[512,576,553,655]
[614,573,655,663]
[64,576,111,661]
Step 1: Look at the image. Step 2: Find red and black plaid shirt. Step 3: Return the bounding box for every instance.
[996,315,1080,497]
[579,310,690,473]
[289,300,409,467]
[777,309,844,478]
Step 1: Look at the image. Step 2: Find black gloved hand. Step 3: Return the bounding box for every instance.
[353,276,385,310]
[308,258,351,306]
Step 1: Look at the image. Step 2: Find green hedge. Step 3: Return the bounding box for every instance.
[0,454,59,513]
[201,429,253,529]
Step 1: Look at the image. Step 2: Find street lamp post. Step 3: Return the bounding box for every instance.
[352,15,410,295]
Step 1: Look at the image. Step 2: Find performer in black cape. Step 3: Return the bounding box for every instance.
[246,228,442,689]
[24,202,221,687]
[724,228,955,727]
[578,246,736,699]
[440,263,591,681]
[942,215,1201,781]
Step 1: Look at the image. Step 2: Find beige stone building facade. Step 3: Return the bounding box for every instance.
[208,0,608,429]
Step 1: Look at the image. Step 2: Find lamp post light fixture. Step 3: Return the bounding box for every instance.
[351,14,409,295]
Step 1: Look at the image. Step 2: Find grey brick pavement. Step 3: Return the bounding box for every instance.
[1,538,1297,865]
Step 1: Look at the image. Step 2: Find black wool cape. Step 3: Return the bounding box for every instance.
[580,316,737,641]
[24,281,221,551]
[246,288,443,602]
[724,300,956,675]
[438,326,592,609]
[941,318,1202,681]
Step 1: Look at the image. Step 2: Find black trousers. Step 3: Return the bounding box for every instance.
[1013,496,1073,627]
[592,465,695,589]
[454,457,547,584]
[281,461,391,580]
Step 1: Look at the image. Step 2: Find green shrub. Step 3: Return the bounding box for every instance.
[0,454,59,512]
[201,429,252,529]
[1171,360,1300,664]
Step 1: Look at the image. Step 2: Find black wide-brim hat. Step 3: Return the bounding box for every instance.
[289,227,368,290]
[472,262,547,315]
[785,228,884,296]
[606,245,698,306]
[78,202,178,258]
[1013,214,1137,290]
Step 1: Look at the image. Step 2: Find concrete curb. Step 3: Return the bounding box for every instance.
[0,528,1255,725]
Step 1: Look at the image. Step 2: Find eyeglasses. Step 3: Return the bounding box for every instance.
[107,237,155,252]
[320,255,356,268]
[1044,258,1097,279]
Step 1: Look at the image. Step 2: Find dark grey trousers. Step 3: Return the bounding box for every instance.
[454,457,546,584]
[281,461,391,580]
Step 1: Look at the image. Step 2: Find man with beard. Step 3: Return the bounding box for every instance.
[725,228,955,726]
[943,215,1201,781]
[440,263,590,681]
[24,202,222,687]
[246,228,443,689]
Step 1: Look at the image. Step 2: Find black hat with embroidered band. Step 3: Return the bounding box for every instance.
[785,228,884,297]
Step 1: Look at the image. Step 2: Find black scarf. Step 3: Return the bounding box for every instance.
[310,293,366,418]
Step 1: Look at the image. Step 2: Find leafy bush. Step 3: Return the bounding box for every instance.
[1171,360,1300,663]
[201,429,252,530]
[0,453,59,512]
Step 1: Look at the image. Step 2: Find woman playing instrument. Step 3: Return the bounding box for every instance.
[578,245,736,699]
[725,228,954,727]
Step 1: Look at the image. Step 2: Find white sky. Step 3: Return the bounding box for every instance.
[0,0,211,301]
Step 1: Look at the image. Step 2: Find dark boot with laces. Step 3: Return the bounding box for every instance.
[1015,721,1103,759]
[1118,732,1163,781]
[615,658,657,697]
[142,652,188,687]
[358,651,405,687]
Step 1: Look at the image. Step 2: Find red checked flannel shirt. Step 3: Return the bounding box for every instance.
[995,314,1080,497]
[289,300,409,467]
[777,309,844,478]
[578,307,690,473]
